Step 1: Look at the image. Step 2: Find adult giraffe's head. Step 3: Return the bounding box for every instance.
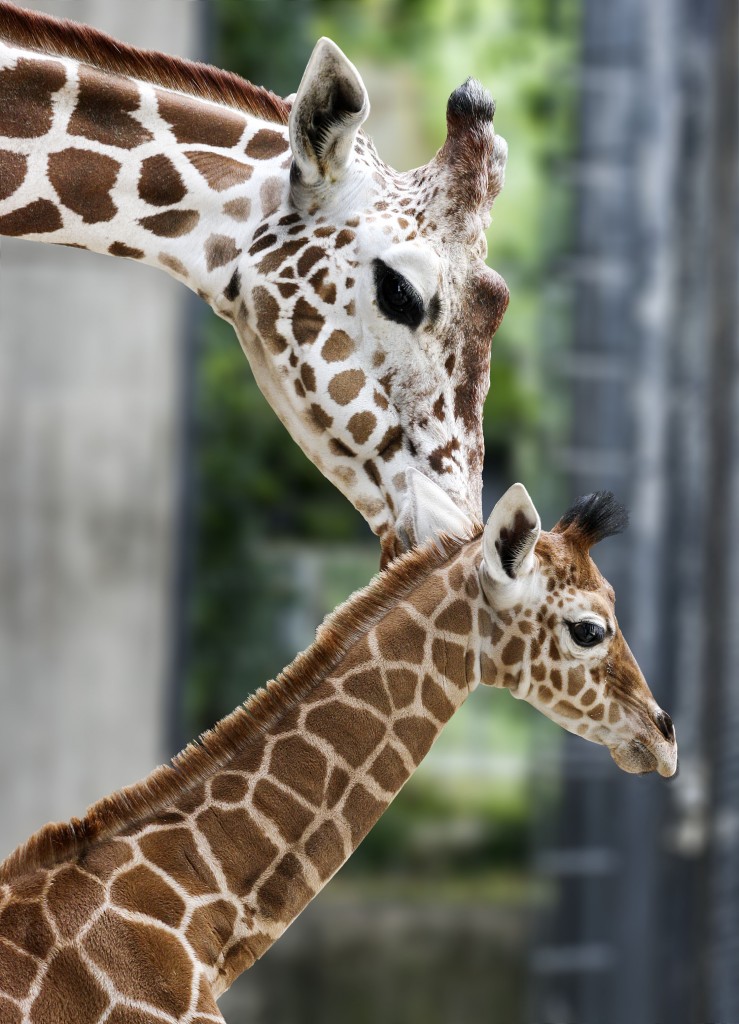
[0,6,507,566]
[236,39,509,565]
[407,471,678,777]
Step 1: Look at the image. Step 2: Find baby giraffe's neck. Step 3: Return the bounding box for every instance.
[0,534,493,1013]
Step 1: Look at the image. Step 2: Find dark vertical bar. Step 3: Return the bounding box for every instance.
[704,0,739,1017]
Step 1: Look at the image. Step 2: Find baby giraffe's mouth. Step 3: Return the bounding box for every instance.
[609,738,677,778]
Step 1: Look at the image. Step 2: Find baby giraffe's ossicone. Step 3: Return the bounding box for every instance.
[404,471,678,778]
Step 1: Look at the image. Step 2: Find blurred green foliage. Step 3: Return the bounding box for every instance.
[185,0,576,759]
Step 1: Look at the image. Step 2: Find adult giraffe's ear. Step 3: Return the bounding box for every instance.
[289,37,369,189]
[396,469,474,550]
[481,483,541,590]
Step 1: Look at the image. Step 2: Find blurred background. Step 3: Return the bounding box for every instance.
[0,0,737,1021]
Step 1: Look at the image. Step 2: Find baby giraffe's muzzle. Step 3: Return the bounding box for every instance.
[609,706,678,778]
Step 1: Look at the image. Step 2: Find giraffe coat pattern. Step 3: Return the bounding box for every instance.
[0,3,510,565]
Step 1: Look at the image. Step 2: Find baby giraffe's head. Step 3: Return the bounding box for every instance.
[404,471,678,778]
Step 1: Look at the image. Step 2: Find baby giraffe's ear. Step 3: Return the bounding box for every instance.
[396,469,474,550]
[482,483,541,589]
[289,37,369,189]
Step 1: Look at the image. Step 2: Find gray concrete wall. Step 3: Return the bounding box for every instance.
[0,1,199,858]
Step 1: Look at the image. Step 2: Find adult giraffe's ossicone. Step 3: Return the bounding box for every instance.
[0,3,509,565]
[0,477,676,1020]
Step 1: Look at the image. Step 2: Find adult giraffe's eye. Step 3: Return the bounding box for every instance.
[373,260,424,329]
[568,620,606,647]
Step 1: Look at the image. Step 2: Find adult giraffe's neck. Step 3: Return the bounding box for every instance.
[0,5,290,308]
[0,534,484,997]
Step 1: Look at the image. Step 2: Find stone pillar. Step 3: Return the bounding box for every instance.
[0,1,198,858]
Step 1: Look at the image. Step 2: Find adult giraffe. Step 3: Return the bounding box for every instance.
[0,2,509,565]
[0,476,677,1021]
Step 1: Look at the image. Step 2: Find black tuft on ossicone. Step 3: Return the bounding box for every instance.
[446,78,495,125]
[553,491,629,548]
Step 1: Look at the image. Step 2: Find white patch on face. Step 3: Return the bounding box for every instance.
[378,241,441,306]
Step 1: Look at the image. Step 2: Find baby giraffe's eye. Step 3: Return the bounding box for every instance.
[568,620,606,647]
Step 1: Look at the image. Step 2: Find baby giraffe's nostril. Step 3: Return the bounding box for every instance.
[654,709,675,743]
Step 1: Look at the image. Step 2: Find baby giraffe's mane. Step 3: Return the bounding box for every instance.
[0,527,479,885]
[0,1,290,125]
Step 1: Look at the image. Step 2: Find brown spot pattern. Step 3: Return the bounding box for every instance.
[306,701,386,768]
[0,901,52,960]
[85,912,192,1018]
[342,784,386,844]
[224,196,251,220]
[344,667,392,716]
[376,608,426,664]
[421,674,455,722]
[253,286,287,354]
[137,153,186,206]
[257,237,308,276]
[257,853,312,923]
[109,241,144,259]
[253,779,313,843]
[347,411,377,445]
[501,636,525,666]
[0,151,26,200]
[309,404,333,431]
[186,149,253,190]
[376,425,404,461]
[0,198,62,235]
[0,938,37,999]
[112,865,186,928]
[431,638,467,687]
[139,208,199,237]
[185,900,237,966]
[305,821,345,882]
[326,766,349,808]
[31,948,108,1024]
[211,772,250,803]
[46,866,105,941]
[260,176,283,216]
[321,330,355,362]
[245,128,289,159]
[297,245,324,276]
[553,700,580,719]
[158,90,245,147]
[205,233,241,271]
[394,715,438,765]
[197,806,277,894]
[0,57,66,139]
[159,252,189,276]
[70,65,153,149]
[270,735,327,805]
[328,369,366,406]
[292,296,324,345]
[48,147,120,223]
[567,666,586,696]
[435,599,472,634]
[386,667,418,707]
[139,828,219,897]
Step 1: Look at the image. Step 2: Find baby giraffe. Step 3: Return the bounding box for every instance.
[0,474,676,1022]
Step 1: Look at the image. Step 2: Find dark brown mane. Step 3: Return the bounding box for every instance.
[0,1,290,125]
[0,525,480,884]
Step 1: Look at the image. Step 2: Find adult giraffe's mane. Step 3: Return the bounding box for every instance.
[0,524,480,884]
[0,0,290,125]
